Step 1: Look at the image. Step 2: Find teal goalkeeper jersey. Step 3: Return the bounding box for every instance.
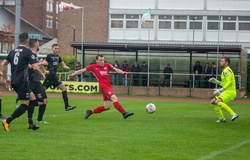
[220,66,236,92]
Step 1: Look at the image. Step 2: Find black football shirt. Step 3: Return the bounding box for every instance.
[45,53,62,76]
[6,45,36,84]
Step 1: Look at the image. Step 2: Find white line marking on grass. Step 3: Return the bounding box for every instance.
[197,139,250,160]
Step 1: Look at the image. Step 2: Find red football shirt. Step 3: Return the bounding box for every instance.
[86,63,114,89]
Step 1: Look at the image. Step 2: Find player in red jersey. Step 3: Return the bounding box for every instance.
[68,54,134,119]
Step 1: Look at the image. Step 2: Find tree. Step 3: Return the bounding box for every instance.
[0,23,15,52]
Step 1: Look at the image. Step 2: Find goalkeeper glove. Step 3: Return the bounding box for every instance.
[213,88,224,96]
[208,78,220,84]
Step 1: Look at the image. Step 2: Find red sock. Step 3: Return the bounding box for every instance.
[92,106,105,114]
[113,102,125,114]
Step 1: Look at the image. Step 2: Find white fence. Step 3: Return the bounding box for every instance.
[57,71,243,89]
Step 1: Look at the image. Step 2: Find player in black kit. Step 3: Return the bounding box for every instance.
[28,39,49,124]
[0,32,45,131]
[40,44,76,111]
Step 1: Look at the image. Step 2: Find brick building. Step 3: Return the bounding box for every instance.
[57,0,109,56]
[6,0,59,38]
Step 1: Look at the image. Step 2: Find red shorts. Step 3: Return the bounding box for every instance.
[101,86,114,101]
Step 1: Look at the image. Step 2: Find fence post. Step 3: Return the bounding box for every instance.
[189,80,192,97]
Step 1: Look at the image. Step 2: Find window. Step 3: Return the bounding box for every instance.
[174,15,187,29]
[5,0,15,5]
[190,22,202,29]
[159,21,171,29]
[56,2,58,14]
[207,16,219,20]
[56,21,58,29]
[223,22,235,30]
[46,16,53,28]
[141,15,154,29]
[223,16,236,21]
[159,15,172,29]
[111,20,123,28]
[189,16,203,21]
[222,16,236,30]
[238,16,250,31]
[2,42,11,54]
[207,16,220,30]
[207,22,219,30]
[126,14,139,29]
[110,14,124,28]
[159,15,172,20]
[111,15,124,19]
[126,15,139,19]
[239,23,250,30]
[189,16,203,30]
[46,1,53,12]
[141,21,153,29]
[174,22,186,29]
[174,16,187,20]
[126,21,138,28]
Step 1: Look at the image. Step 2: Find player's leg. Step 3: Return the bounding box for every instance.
[37,85,48,124]
[57,82,76,111]
[27,91,40,130]
[84,95,109,119]
[110,94,134,119]
[211,98,225,122]
[37,98,48,124]
[36,83,48,124]
[215,93,238,121]
[2,84,30,131]
[0,92,6,118]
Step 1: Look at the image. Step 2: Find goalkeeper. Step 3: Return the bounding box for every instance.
[209,57,238,123]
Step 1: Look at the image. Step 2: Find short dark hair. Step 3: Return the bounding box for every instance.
[29,39,38,48]
[221,56,230,65]
[96,54,104,60]
[52,44,58,48]
[19,32,29,44]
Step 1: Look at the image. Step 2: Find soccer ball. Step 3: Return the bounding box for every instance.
[146,103,156,114]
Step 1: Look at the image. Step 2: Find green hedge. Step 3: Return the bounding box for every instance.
[57,55,76,72]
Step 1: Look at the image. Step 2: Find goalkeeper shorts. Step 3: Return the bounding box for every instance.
[215,91,236,103]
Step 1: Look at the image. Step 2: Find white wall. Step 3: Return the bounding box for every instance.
[110,0,155,9]
[207,0,250,10]
[109,0,250,43]
[158,0,204,10]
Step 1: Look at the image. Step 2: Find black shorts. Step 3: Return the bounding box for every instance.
[43,75,62,89]
[29,81,47,102]
[12,82,31,100]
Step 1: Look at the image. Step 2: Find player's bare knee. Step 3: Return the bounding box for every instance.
[210,98,216,105]
[104,104,110,110]
[44,98,48,104]
[104,106,110,110]
[58,83,66,91]
[110,95,118,103]
[38,102,43,106]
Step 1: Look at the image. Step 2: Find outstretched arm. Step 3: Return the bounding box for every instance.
[68,68,87,80]
[114,68,128,75]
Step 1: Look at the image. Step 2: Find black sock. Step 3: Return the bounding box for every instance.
[0,99,2,115]
[62,91,69,108]
[27,100,36,124]
[37,104,46,121]
[6,104,28,124]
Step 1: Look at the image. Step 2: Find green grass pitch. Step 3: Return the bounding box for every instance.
[1,94,250,160]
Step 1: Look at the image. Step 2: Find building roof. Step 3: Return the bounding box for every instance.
[0,7,52,40]
[71,41,242,53]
